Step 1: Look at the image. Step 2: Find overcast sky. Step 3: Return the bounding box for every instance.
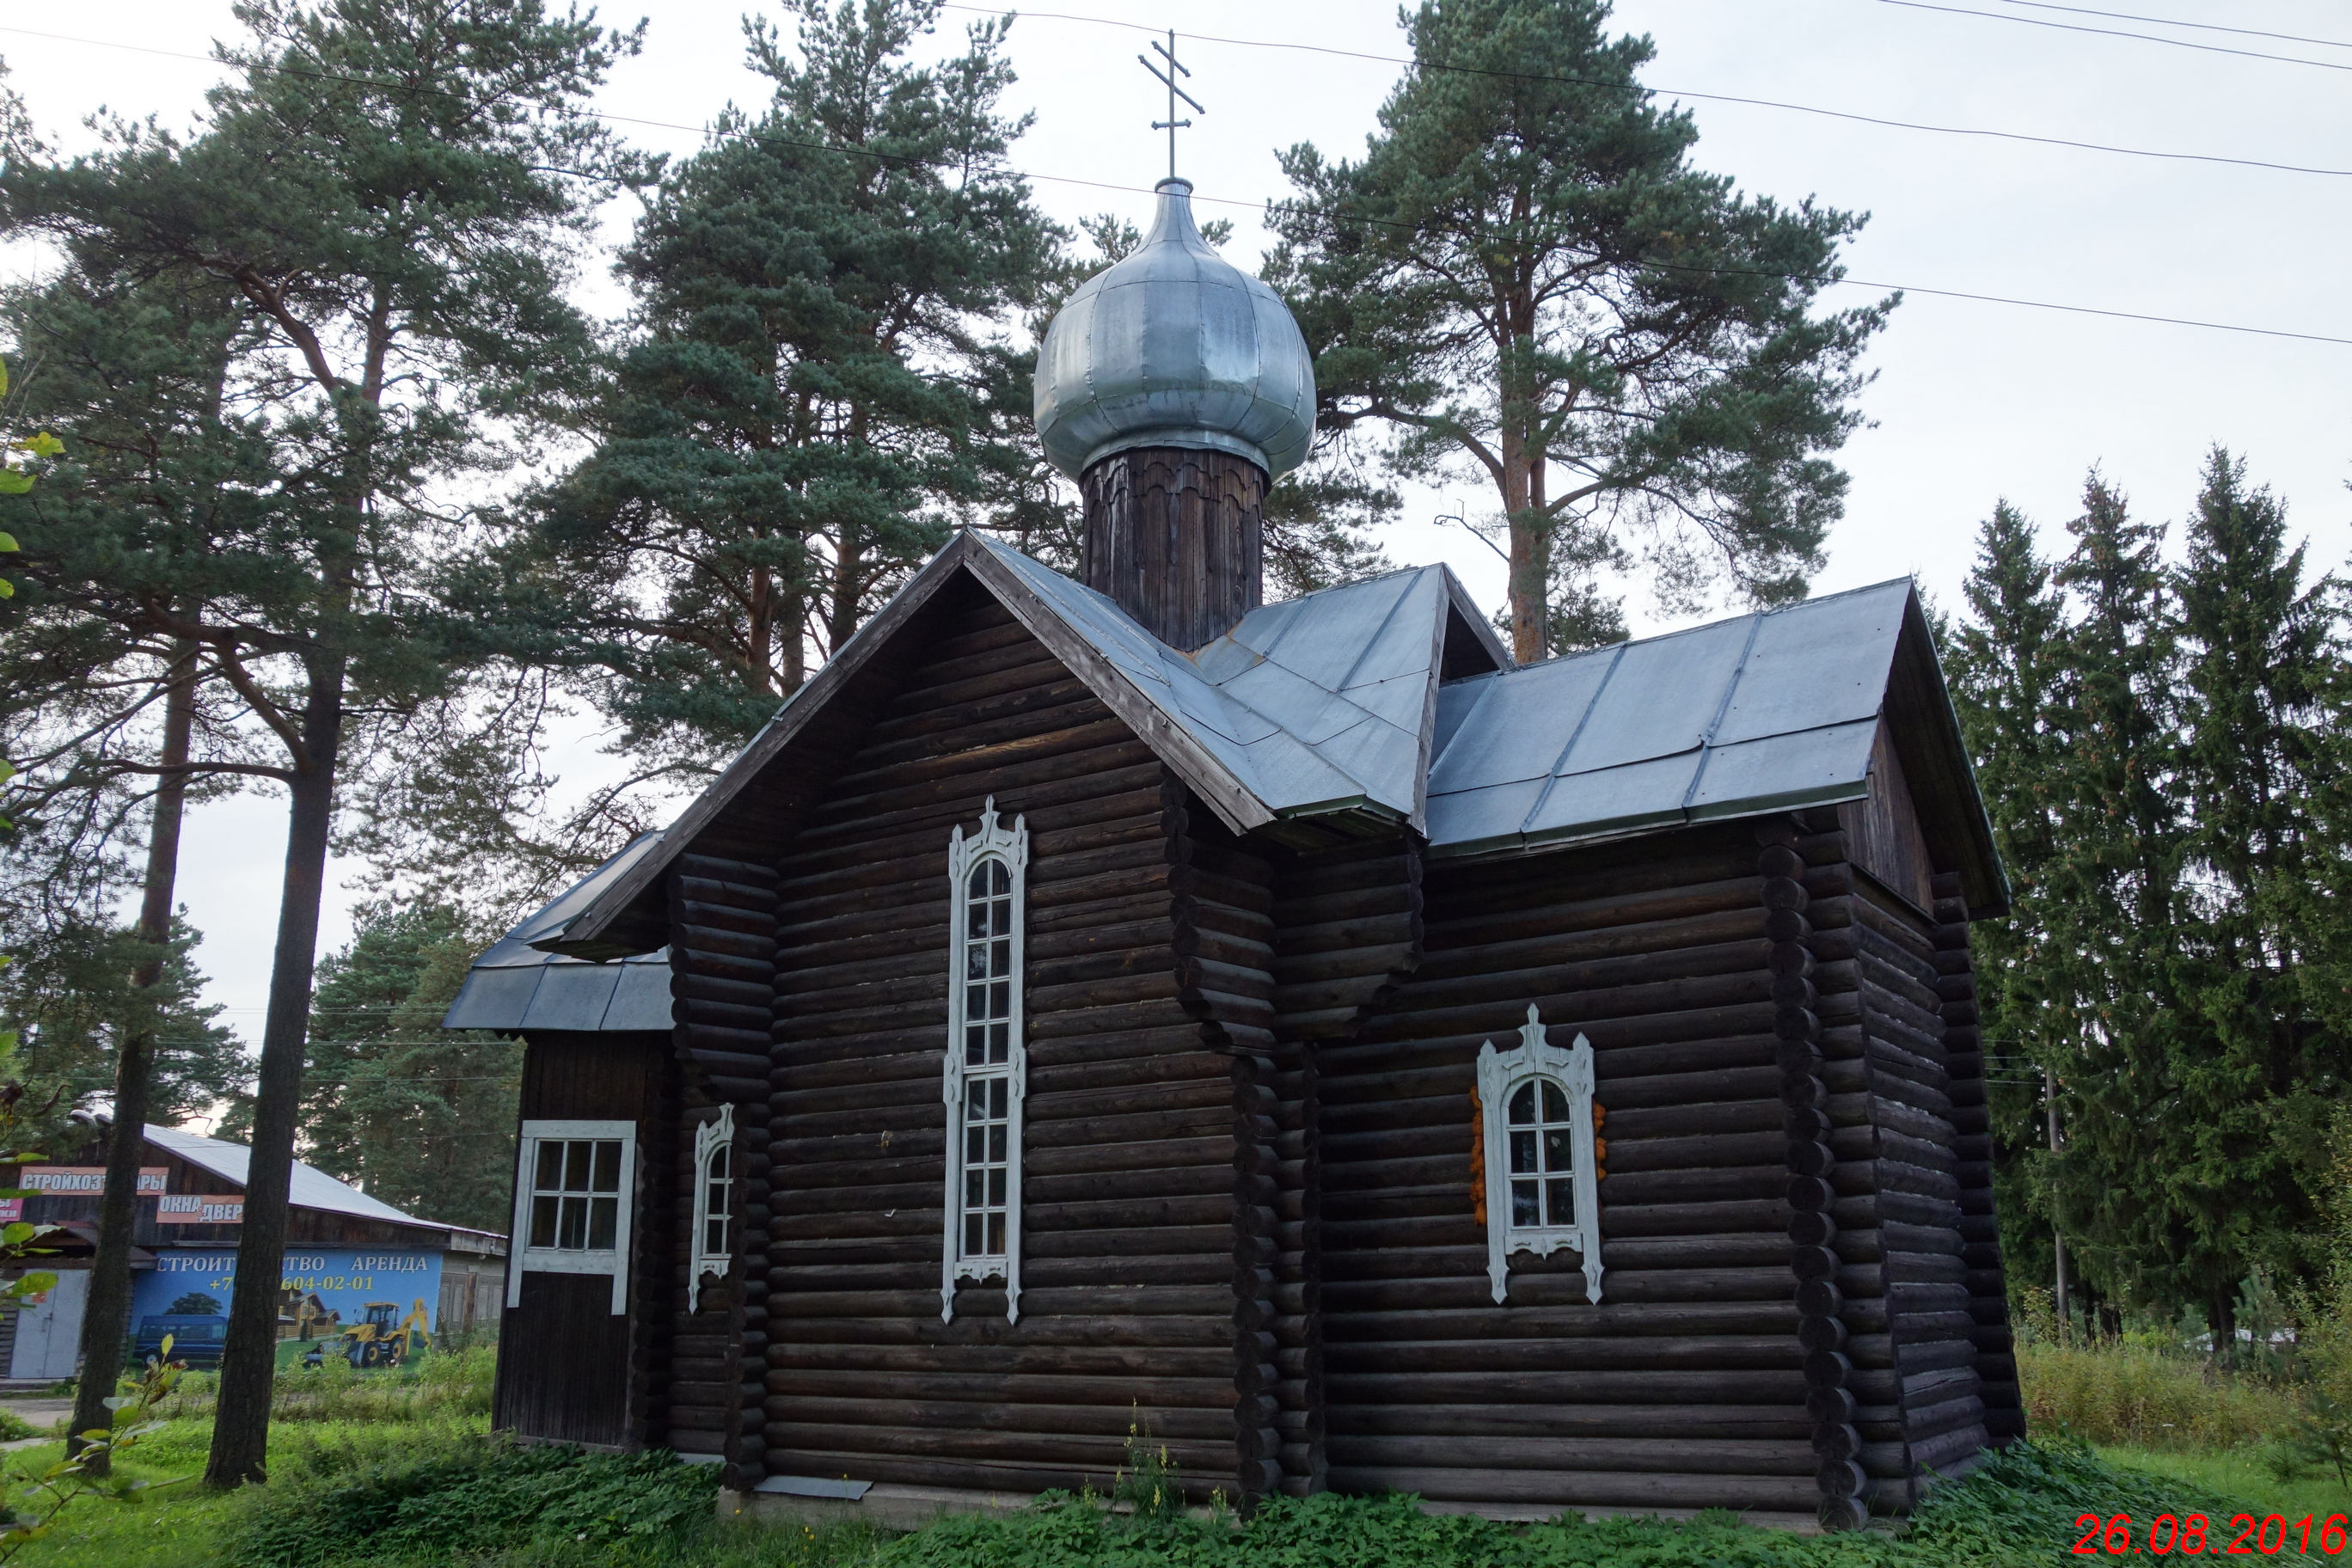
[5,0,2348,1030]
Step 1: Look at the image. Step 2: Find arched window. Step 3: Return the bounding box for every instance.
[942,799,1028,1323]
[689,1103,734,1313]
[1476,1005,1602,1305]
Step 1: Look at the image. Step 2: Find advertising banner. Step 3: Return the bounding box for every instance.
[19,1167,168,1196]
[155,1195,245,1224]
[129,1247,444,1371]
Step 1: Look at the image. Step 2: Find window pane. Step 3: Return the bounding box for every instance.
[588,1196,618,1250]
[966,1169,986,1206]
[966,1025,986,1065]
[991,897,1011,936]
[987,1212,1006,1253]
[989,981,1009,1020]
[989,1022,1009,1063]
[707,1176,728,1216]
[967,1125,987,1162]
[1544,1126,1573,1174]
[1547,1179,1574,1228]
[989,938,1010,979]
[591,1141,622,1192]
[967,983,988,1018]
[988,1168,1007,1205]
[530,1195,558,1248]
[989,1077,1008,1116]
[709,1145,728,1180]
[558,1196,587,1250]
[535,1141,565,1192]
[988,1125,1007,1161]
[967,898,989,940]
[967,944,990,980]
[1509,1129,1537,1174]
[966,1214,985,1255]
[990,861,1010,896]
[968,864,992,899]
[563,1140,591,1191]
[1508,1083,1534,1124]
[1510,1180,1540,1228]
[1542,1081,1571,1123]
[706,1216,726,1255]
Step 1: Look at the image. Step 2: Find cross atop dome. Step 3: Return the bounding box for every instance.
[1137,30,1204,184]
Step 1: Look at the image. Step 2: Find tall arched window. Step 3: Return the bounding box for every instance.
[689,1103,734,1314]
[1476,1005,1602,1305]
[942,799,1028,1323]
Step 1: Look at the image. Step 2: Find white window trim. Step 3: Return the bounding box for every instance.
[1477,1005,1603,1306]
[689,1102,735,1314]
[941,798,1028,1325]
[507,1118,636,1315]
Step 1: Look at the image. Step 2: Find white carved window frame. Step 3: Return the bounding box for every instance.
[689,1102,734,1314]
[941,798,1029,1324]
[1477,1006,1603,1305]
[507,1118,636,1316]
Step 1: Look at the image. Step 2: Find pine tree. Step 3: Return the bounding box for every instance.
[3,0,641,1484]
[1265,0,1890,662]
[471,0,1062,769]
[302,903,519,1234]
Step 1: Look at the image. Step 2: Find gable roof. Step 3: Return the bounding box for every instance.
[143,1124,499,1240]
[481,534,2003,976]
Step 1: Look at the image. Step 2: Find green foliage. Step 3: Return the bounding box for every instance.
[2016,1338,2300,1449]
[0,916,248,1139]
[221,1436,720,1568]
[466,0,1066,787]
[159,1340,495,1425]
[300,902,519,1231]
[0,1408,36,1444]
[0,1343,187,1563]
[1268,0,1890,660]
[1951,451,2352,1329]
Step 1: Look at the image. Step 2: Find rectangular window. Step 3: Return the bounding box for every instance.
[942,800,1027,1324]
[507,1119,636,1316]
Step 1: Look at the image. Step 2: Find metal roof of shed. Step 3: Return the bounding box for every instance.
[143,1124,499,1240]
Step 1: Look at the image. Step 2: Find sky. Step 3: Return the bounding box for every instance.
[3,0,2349,1031]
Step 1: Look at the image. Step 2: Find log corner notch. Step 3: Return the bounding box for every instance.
[1758,818,1867,1533]
[665,851,781,1494]
[1932,870,2025,1449]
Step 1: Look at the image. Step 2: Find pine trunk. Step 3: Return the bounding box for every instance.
[66,644,198,1467]
[204,655,346,1486]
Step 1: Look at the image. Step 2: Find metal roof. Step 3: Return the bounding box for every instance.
[143,1124,500,1240]
[447,536,1998,1024]
[441,836,677,1033]
[1425,580,1911,858]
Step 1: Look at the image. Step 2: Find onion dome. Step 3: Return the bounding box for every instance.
[1034,178,1316,482]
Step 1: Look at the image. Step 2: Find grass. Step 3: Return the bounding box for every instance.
[0,1425,2324,1568]
[2018,1338,2305,1449]
[2096,1443,2352,1531]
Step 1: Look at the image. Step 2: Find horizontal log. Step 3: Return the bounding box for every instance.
[1325,1433,1815,1477]
[1321,1464,1818,1511]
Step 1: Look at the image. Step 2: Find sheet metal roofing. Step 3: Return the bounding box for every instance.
[1425,579,1911,858]
[448,536,1987,1032]
[143,1124,495,1239]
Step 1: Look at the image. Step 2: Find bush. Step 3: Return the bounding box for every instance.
[159,1341,497,1425]
[222,1432,719,1568]
[2017,1338,2300,1449]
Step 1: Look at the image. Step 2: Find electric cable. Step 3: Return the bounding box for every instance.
[2,21,2347,347]
[1998,0,2352,52]
[1873,0,2352,72]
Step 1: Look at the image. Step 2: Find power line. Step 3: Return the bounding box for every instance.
[3,22,2348,349]
[934,4,2352,181]
[1874,0,2352,72]
[1999,0,2352,52]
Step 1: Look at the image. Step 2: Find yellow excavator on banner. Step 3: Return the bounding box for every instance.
[304,1298,432,1370]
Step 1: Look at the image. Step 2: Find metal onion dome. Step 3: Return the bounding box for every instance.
[1033,178,1316,483]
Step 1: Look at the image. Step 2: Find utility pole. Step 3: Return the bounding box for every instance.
[2046,1065,2069,1332]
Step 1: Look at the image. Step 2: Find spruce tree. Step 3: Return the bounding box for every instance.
[1266,0,1890,662]
[302,903,519,1233]
[2171,450,2351,1295]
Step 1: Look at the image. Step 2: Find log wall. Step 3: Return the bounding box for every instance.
[1320,822,1821,1518]
[756,594,1245,1500]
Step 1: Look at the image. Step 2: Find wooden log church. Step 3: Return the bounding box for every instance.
[448,177,2021,1530]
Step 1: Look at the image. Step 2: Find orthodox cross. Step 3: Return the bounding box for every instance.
[1137,30,1204,183]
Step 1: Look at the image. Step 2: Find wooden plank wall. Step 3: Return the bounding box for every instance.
[757,596,1244,1500]
[494,1031,665,1448]
[1320,822,1820,1518]
[666,856,781,1487]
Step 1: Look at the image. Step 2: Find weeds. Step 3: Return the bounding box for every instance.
[157,1342,494,1426]
[2017,1338,2300,1449]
